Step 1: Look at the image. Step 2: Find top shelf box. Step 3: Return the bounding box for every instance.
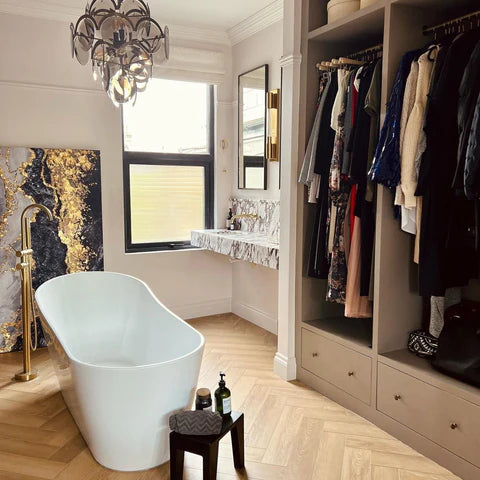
[308,0,386,44]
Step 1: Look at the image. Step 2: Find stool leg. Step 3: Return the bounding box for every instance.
[169,437,185,480]
[231,415,245,469]
[203,441,219,480]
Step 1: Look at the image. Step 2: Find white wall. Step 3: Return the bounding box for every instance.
[0,13,233,318]
[229,20,283,333]
[232,20,283,200]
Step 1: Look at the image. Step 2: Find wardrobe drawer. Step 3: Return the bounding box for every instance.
[377,363,480,466]
[301,328,372,405]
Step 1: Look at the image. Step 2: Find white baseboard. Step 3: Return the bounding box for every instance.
[274,352,297,381]
[169,297,232,320]
[232,301,278,335]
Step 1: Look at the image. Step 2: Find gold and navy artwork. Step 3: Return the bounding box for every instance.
[0,147,103,353]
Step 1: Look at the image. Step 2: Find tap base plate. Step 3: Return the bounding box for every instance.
[14,370,38,382]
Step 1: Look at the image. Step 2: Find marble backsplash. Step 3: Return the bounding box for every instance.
[230,197,280,243]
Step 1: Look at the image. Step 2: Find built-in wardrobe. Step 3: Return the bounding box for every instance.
[295,1,480,479]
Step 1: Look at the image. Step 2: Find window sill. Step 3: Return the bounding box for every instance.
[125,246,206,255]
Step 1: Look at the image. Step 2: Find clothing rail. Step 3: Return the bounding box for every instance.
[315,43,383,70]
[423,9,480,36]
[348,43,383,58]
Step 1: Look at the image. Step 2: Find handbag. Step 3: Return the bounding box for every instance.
[431,301,480,388]
[408,329,438,358]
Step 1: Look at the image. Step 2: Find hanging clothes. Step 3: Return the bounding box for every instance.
[396,59,419,234]
[345,216,373,318]
[342,69,359,177]
[395,48,439,264]
[299,74,330,196]
[301,49,382,318]
[418,31,480,297]
[348,63,377,296]
[314,74,338,176]
[306,72,339,279]
[465,90,480,200]
[369,50,421,190]
[326,70,352,304]
[454,39,480,195]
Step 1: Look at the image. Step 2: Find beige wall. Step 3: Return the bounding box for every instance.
[229,20,283,333]
[0,13,233,318]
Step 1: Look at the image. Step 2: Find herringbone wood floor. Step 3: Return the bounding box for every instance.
[0,313,461,479]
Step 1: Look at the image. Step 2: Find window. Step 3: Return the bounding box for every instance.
[123,79,214,252]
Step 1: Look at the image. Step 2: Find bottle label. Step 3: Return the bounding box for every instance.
[203,405,212,412]
[222,397,231,414]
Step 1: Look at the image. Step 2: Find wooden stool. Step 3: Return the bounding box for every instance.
[169,411,245,480]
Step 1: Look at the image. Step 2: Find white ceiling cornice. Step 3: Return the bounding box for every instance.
[227,0,283,46]
[0,0,282,46]
[0,0,230,46]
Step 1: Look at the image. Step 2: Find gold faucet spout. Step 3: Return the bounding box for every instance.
[15,203,53,383]
[231,213,258,222]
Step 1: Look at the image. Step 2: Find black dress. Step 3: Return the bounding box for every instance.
[348,63,376,296]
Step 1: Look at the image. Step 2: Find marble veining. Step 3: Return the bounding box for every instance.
[230,197,280,243]
[191,229,279,270]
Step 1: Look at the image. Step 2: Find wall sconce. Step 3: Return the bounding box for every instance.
[266,89,280,162]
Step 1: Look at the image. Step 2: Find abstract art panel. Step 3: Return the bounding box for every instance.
[0,147,103,353]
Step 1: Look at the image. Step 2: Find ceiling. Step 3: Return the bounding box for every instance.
[0,0,278,30]
[148,0,277,30]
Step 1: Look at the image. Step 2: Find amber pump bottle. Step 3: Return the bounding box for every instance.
[215,371,232,416]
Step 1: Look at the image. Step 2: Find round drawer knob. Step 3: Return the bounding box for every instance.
[450,423,458,430]
[348,371,354,377]
[312,352,318,358]
[394,394,402,401]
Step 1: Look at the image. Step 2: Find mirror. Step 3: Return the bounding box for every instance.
[238,64,268,190]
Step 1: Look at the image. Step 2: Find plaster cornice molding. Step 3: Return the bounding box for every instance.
[0,0,284,47]
[169,25,230,46]
[228,0,283,46]
[0,1,230,46]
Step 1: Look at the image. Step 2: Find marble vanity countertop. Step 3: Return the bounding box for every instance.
[191,229,279,270]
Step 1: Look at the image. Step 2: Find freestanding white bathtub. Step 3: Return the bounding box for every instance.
[35,271,204,471]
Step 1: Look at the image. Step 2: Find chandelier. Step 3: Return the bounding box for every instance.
[70,0,169,106]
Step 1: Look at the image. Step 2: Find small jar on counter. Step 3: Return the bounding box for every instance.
[195,388,213,411]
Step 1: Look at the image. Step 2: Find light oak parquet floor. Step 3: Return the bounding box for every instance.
[0,313,461,480]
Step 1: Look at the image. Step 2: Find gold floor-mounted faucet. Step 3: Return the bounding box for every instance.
[14,203,53,382]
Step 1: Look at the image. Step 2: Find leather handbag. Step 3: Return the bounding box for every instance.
[431,301,480,388]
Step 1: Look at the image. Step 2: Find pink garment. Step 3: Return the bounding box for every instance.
[345,216,373,318]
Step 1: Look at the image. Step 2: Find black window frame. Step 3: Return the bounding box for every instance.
[123,84,215,253]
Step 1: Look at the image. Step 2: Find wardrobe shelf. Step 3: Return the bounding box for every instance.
[379,349,480,408]
[308,0,386,45]
[303,317,373,356]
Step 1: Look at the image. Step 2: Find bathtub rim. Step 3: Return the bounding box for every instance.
[35,271,205,371]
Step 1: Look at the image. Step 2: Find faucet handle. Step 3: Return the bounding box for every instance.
[8,243,21,257]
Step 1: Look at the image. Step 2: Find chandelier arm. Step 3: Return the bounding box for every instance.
[76,0,167,105]
[135,15,164,37]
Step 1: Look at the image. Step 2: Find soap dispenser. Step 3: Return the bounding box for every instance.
[226,208,233,229]
[215,371,232,417]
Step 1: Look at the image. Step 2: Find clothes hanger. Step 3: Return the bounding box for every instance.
[338,57,364,66]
